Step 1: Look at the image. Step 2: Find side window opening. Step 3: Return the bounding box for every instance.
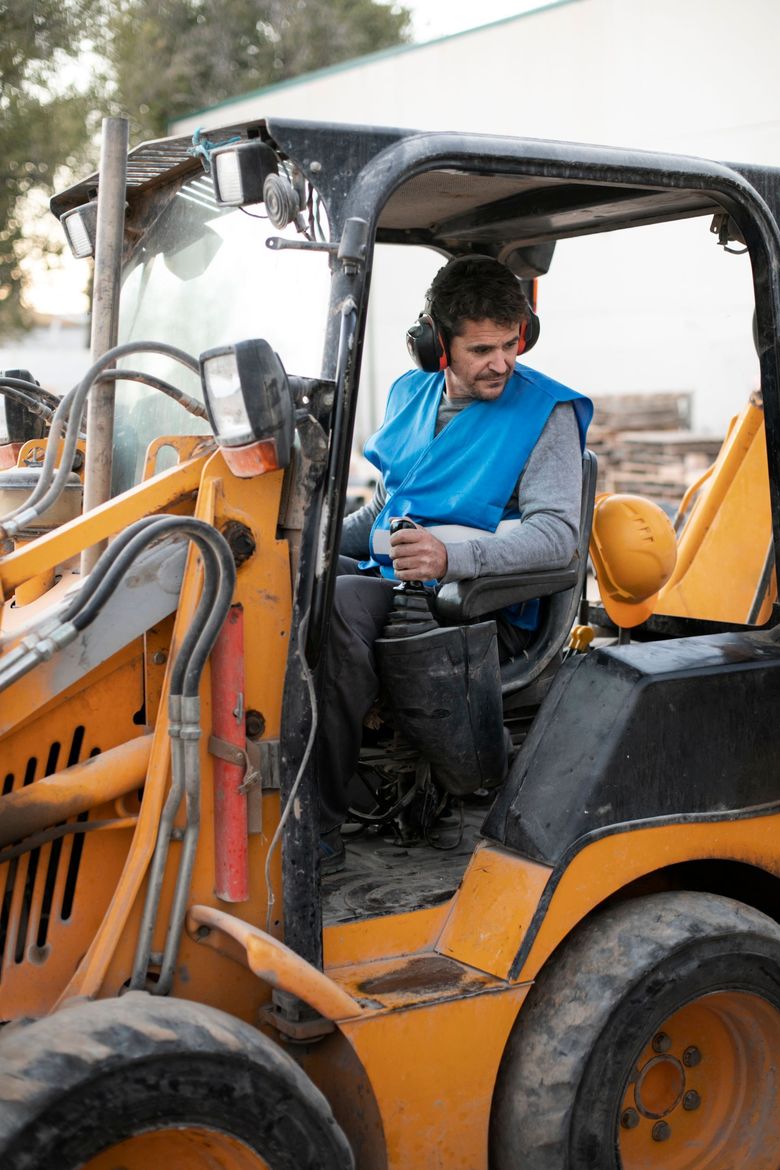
[356,217,764,627]
[522,216,764,627]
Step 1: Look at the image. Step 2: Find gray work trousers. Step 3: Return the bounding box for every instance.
[316,557,531,832]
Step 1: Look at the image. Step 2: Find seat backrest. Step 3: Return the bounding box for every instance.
[500,450,597,695]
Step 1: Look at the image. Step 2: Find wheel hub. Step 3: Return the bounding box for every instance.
[633,1054,685,1119]
[618,989,780,1169]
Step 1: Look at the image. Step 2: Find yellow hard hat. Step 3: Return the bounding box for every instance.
[590,493,677,629]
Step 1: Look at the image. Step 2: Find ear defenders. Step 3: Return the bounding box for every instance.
[405,301,540,373]
[405,312,450,372]
[518,310,540,356]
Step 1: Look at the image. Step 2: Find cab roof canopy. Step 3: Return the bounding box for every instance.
[50,116,743,264]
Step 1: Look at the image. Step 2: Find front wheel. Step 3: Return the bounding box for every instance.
[490,891,780,1170]
[0,992,354,1170]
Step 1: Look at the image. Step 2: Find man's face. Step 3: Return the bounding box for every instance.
[444,318,520,401]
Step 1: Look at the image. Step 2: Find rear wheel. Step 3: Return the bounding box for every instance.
[0,992,353,1170]
[490,891,780,1170]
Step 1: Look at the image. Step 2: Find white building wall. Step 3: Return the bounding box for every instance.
[0,319,89,438]
[173,0,780,441]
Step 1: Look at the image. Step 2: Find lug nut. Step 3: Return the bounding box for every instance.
[621,1108,639,1130]
[683,1046,701,1067]
[652,1032,672,1053]
[652,1121,672,1142]
[683,1090,701,1111]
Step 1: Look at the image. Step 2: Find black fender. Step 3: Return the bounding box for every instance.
[484,629,780,865]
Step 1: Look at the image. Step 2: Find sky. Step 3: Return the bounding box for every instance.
[408,0,546,40]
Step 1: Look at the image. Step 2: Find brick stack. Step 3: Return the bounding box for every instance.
[587,392,723,513]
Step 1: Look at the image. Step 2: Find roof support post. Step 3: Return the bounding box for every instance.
[81,117,129,575]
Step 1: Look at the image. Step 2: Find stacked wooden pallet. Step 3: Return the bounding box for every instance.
[588,392,723,511]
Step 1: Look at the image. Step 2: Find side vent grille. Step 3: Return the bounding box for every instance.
[0,725,96,979]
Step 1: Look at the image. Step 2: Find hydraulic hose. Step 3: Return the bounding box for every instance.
[70,518,221,633]
[0,376,60,412]
[0,517,233,696]
[0,516,172,687]
[129,707,186,992]
[114,518,236,993]
[155,520,236,994]
[67,515,232,700]
[97,369,208,421]
[176,547,236,698]
[0,340,199,537]
[0,382,55,422]
[155,722,201,995]
[60,516,172,623]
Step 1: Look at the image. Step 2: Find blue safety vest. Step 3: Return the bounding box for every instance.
[362,365,592,628]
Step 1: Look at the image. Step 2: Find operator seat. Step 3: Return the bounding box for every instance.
[431,450,598,698]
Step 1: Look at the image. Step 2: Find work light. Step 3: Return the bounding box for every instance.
[199,339,294,477]
[61,201,99,259]
[210,140,278,207]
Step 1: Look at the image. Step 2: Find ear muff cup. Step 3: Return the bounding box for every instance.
[405,312,448,372]
[518,306,540,355]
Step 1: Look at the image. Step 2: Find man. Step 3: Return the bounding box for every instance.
[319,255,592,871]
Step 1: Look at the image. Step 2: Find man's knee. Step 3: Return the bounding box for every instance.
[332,574,396,647]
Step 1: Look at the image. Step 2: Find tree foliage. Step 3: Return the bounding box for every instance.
[106,0,412,140]
[0,0,102,331]
[0,0,411,334]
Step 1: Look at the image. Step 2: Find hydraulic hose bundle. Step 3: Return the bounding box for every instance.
[0,340,228,993]
[124,516,237,995]
[0,513,237,996]
[0,340,208,541]
[0,375,58,428]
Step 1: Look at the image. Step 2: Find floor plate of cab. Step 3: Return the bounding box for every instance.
[321,800,491,924]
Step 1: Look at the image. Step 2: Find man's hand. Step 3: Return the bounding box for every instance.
[389,523,448,581]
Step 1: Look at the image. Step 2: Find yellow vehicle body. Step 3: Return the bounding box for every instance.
[1,118,780,1170]
[657,397,775,624]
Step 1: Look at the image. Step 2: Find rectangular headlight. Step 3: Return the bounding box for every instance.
[211,140,278,208]
[201,350,254,444]
[61,201,99,259]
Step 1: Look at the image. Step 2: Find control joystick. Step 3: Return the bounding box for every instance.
[382,518,439,638]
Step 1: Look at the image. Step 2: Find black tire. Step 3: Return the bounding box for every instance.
[490,891,780,1170]
[0,992,354,1170]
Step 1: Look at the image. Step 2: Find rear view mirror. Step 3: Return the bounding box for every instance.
[199,338,294,478]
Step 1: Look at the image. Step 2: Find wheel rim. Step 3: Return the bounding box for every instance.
[82,1127,272,1169]
[618,990,780,1169]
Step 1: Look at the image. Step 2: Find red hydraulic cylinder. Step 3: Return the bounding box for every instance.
[210,604,249,902]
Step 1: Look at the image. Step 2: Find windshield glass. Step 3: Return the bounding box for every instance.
[114,171,331,492]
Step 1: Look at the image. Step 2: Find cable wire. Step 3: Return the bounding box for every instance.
[265,607,317,933]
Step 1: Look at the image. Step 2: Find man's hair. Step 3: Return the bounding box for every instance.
[426,255,530,338]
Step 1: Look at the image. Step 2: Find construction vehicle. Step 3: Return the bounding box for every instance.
[0,115,778,1170]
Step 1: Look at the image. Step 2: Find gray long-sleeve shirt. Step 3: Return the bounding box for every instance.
[341,394,582,583]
